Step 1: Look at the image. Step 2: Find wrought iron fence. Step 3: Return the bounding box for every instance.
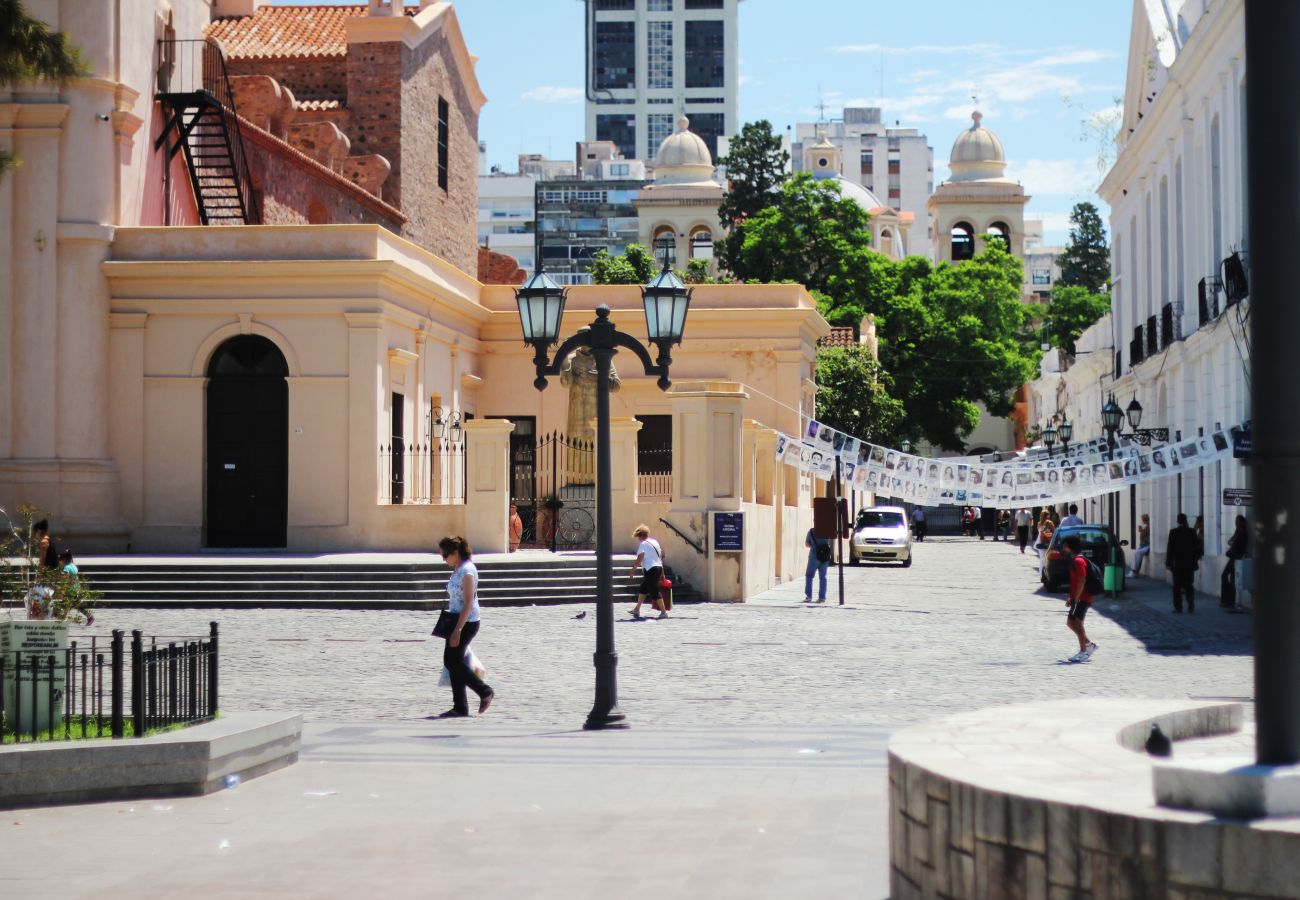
[637,447,673,501]
[378,440,466,505]
[0,624,219,744]
[510,431,596,551]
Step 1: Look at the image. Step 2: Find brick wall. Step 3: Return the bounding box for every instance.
[243,125,404,234]
[226,57,347,105]
[478,246,526,285]
[397,31,479,274]
[346,42,403,209]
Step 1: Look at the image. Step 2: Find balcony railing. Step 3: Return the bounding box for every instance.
[1130,325,1144,368]
[1161,302,1175,346]
[1146,315,1159,357]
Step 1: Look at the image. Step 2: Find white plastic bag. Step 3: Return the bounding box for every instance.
[437,648,486,688]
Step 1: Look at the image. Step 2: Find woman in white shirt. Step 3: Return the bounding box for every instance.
[628,524,666,619]
[436,535,495,718]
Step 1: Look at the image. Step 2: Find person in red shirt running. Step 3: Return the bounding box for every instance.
[1063,535,1098,663]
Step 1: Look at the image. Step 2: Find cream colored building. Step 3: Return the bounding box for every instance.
[1,0,825,602]
[634,116,723,272]
[798,133,913,259]
[928,112,1028,265]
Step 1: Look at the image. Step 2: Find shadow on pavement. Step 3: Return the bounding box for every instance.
[1087,574,1251,657]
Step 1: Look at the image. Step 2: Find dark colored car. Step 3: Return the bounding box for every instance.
[1041,524,1127,591]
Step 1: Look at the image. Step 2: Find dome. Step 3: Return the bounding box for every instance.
[656,116,713,170]
[947,111,1008,182]
[835,177,886,211]
[651,116,717,188]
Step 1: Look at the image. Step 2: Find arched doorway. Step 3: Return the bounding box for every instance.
[206,335,289,547]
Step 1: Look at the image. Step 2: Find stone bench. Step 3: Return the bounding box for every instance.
[888,698,1300,898]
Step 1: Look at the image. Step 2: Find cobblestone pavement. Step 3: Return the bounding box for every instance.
[75,536,1254,729]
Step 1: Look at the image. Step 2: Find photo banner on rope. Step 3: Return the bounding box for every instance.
[776,423,1238,506]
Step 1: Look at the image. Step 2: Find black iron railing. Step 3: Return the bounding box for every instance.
[156,38,261,224]
[1161,302,1175,346]
[510,432,596,551]
[1198,278,1217,326]
[1130,325,1144,368]
[378,439,466,505]
[0,624,219,744]
[1145,314,1159,356]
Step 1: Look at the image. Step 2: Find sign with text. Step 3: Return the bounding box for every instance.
[0,621,68,735]
[1232,429,1253,459]
[1223,488,1254,507]
[713,512,743,552]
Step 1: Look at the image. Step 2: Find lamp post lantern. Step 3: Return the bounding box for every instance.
[900,438,912,454]
[1043,420,1058,458]
[515,261,691,730]
[1057,417,1073,457]
[1101,395,1124,529]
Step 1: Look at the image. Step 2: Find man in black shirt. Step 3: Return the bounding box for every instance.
[1165,513,1203,613]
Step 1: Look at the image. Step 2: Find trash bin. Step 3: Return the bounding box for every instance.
[1104,564,1125,594]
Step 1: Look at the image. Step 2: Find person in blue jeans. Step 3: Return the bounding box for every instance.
[804,527,831,603]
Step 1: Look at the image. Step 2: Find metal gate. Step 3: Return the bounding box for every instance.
[511,431,596,551]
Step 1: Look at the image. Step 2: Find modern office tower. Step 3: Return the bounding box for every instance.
[793,107,934,259]
[583,0,740,163]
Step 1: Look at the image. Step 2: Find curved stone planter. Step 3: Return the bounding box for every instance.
[0,711,300,808]
[888,699,1300,898]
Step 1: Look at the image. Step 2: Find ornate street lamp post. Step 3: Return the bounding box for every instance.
[1057,417,1073,458]
[515,261,691,730]
[1101,394,1124,529]
[1042,420,1058,458]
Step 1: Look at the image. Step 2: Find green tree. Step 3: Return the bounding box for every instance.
[815,345,906,445]
[1055,201,1110,293]
[1044,284,1111,354]
[681,258,716,284]
[587,243,657,285]
[0,0,86,176]
[715,120,789,278]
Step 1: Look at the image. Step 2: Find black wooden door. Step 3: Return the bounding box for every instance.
[206,337,289,548]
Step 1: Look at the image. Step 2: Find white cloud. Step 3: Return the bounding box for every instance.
[521,86,583,104]
[833,42,1002,56]
[1005,158,1100,196]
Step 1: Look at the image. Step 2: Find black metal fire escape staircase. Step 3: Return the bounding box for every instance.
[154,39,260,225]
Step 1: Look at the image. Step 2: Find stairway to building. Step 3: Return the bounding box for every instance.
[76,553,704,610]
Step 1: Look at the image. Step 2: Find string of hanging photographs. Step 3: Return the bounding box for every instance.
[775,420,1239,509]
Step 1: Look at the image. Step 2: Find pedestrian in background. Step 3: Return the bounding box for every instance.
[1060,504,1083,527]
[435,535,495,718]
[1015,508,1032,554]
[1063,535,1098,663]
[1221,514,1249,608]
[1165,513,1202,614]
[629,524,666,620]
[911,506,927,542]
[1035,510,1055,577]
[996,509,1011,542]
[804,527,831,603]
[1128,514,1152,578]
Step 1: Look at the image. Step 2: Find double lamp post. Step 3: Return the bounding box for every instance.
[514,262,692,730]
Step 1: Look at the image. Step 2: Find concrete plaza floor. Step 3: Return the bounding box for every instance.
[1,537,1253,899]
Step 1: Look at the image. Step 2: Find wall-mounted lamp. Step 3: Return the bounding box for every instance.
[34,231,46,252]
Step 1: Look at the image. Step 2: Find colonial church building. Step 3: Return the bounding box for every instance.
[1,0,824,601]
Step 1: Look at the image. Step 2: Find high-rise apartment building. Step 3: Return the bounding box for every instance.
[793,107,934,259]
[584,0,740,163]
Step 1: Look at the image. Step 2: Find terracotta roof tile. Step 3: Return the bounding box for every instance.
[206,4,416,61]
[819,327,858,349]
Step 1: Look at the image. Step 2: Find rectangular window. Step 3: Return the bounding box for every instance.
[685,0,723,7]
[594,21,636,90]
[684,20,724,88]
[684,111,724,159]
[647,113,675,156]
[437,97,449,192]
[610,163,629,176]
[888,187,900,201]
[860,151,873,173]
[647,0,673,10]
[647,97,674,105]
[596,113,637,160]
[1032,269,1052,285]
[887,160,900,175]
[595,0,634,9]
[647,21,673,90]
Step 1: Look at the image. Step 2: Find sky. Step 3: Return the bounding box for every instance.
[283,1,1135,244]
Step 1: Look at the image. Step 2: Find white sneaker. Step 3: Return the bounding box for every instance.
[1068,651,1091,663]
[1085,641,1098,654]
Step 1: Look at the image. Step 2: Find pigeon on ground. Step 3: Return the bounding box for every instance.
[573,611,587,620]
[1145,722,1173,757]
